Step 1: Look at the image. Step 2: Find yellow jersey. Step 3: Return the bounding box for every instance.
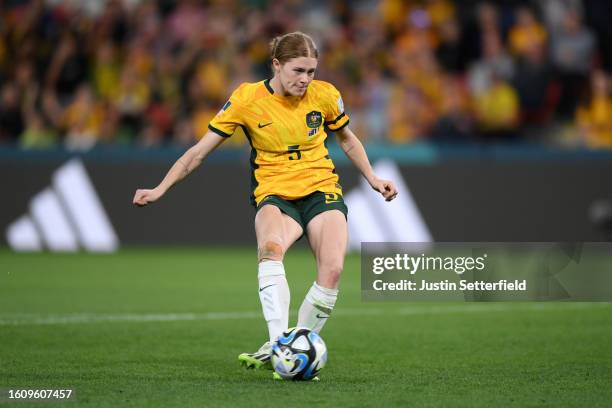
[208,79,350,205]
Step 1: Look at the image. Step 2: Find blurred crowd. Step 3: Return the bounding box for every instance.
[1,0,612,150]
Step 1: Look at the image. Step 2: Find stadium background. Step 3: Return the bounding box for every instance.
[1,0,612,407]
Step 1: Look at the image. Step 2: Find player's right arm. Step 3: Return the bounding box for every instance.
[134,84,246,206]
[132,130,226,206]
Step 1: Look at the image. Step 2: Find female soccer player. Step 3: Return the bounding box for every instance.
[133,32,397,375]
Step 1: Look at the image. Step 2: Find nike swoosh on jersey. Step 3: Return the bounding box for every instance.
[259,284,276,292]
[315,314,329,319]
[258,122,273,128]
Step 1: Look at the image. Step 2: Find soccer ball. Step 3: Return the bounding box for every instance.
[271,327,327,380]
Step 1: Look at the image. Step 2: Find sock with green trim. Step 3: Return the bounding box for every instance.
[297,281,338,333]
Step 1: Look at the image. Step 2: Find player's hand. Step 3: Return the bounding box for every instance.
[133,188,163,207]
[369,177,398,202]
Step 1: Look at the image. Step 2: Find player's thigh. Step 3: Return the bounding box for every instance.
[306,210,348,284]
[255,204,303,259]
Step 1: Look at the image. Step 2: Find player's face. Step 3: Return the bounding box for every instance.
[276,57,317,96]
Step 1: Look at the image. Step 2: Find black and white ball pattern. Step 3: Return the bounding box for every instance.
[271,327,328,380]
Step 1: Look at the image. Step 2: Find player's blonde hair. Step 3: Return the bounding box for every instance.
[269,32,318,65]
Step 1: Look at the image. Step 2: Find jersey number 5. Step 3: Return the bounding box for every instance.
[287,145,302,160]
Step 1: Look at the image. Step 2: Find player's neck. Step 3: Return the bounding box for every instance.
[270,76,293,97]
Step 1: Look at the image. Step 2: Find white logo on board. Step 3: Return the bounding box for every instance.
[5,159,119,252]
[345,160,432,251]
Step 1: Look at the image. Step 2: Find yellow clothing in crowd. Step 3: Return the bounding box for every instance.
[577,97,612,148]
[509,23,547,55]
[473,81,519,130]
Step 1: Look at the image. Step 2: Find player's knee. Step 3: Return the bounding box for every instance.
[319,260,343,287]
[258,240,285,262]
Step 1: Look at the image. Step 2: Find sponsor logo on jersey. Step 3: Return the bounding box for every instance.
[306,111,323,129]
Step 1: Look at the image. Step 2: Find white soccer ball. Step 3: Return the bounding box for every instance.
[271,327,327,380]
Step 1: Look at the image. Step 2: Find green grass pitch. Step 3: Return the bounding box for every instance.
[1,248,611,407]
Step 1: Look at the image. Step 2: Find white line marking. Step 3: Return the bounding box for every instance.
[0,303,610,327]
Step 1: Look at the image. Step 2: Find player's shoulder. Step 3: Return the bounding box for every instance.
[310,80,341,96]
[230,81,272,105]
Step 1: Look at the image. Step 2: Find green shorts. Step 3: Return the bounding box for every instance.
[256,191,348,233]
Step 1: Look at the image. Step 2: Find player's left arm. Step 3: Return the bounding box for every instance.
[335,126,398,202]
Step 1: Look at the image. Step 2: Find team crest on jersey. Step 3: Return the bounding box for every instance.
[306,111,323,129]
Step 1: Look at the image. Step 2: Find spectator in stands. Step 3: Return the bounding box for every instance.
[154,49,182,113]
[14,58,38,105]
[430,75,473,141]
[388,86,436,143]
[576,70,612,148]
[358,65,390,142]
[172,117,196,147]
[46,30,89,103]
[583,0,612,73]
[113,65,151,141]
[462,2,502,62]
[190,101,218,145]
[192,57,230,104]
[20,111,57,149]
[138,119,166,148]
[426,0,456,30]
[93,0,129,45]
[436,18,466,73]
[0,82,24,143]
[166,0,208,47]
[1,0,612,149]
[550,10,596,119]
[473,73,520,140]
[512,37,558,129]
[93,41,122,102]
[541,0,584,33]
[62,84,105,151]
[509,6,548,58]
[468,30,515,96]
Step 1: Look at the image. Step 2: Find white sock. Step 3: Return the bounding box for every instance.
[258,260,290,343]
[297,281,338,333]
